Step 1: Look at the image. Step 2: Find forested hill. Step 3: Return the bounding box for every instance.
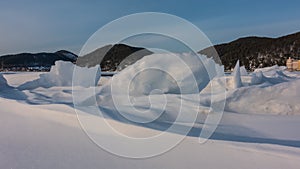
[199,32,300,71]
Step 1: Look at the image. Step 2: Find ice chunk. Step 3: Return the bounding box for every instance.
[250,71,264,85]
[231,60,242,89]
[72,63,101,87]
[18,61,101,90]
[240,66,248,76]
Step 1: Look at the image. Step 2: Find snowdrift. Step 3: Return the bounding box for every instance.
[225,79,300,115]
[201,64,300,115]
[18,61,101,90]
[109,53,224,96]
[204,64,293,91]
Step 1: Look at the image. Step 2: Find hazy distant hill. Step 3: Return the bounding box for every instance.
[76,44,153,71]
[199,32,300,71]
[0,50,77,71]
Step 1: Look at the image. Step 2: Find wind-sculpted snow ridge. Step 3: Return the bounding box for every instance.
[18,61,101,90]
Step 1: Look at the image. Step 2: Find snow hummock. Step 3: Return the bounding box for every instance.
[18,61,101,90]
[226,78,300,115]
[109,53,224,96]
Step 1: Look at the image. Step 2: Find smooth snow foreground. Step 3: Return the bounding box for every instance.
[0,57,300,169]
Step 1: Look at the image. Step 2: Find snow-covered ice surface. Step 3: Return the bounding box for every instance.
[1,57,300,168]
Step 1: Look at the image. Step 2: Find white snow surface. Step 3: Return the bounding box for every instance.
[1,54,300,169]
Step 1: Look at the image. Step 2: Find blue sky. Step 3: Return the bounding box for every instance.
[1,0,300,55]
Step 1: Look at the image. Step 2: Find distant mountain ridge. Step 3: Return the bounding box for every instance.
[0,50,78,71]
[0,44,152,72]
[76,44,153,71]
[199,32,300,71]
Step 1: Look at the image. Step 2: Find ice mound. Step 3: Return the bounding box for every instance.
[18,61,101,90]
[203,64,294,91]
[109,53,224,95]
[221,65,299,115]
[200,66,300,115]
[226,79,300,115]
